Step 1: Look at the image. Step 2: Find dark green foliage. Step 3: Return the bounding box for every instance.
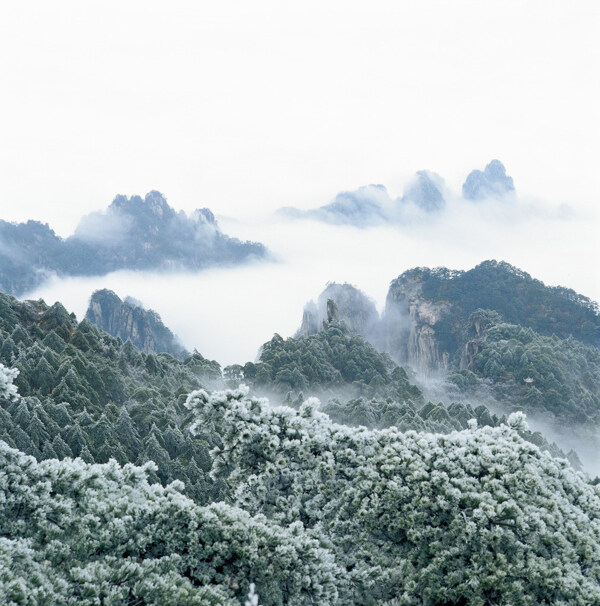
[185,351,223,382]
[393,260,600,353]
[0,291,220,503]
[322,397,497,432]
[459,316,600,424]
[245,323,424,403]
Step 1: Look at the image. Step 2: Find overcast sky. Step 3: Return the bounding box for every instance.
[1,1,598,233]
[2,1,600,364]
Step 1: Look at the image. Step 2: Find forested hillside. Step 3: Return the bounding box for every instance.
[449,309,600,425]
[0,268,598,604]
[0,292,220,503]
[388,260,600,354]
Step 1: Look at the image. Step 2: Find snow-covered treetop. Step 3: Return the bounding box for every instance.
[0,363,19,402]
[186,387,600,605]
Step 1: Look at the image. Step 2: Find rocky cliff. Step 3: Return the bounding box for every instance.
[384,270,451,374]
[298,261,600,376]
[85,289,188,359]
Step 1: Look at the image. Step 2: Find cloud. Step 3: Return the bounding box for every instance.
[23,197,599,369]
[73,208,134,245]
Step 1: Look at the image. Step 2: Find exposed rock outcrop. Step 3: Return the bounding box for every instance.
[384,271,450,374]
[85,289,188,359]
[297,261,600,376]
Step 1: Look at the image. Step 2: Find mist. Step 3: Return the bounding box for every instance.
[23,193,599,368]
[415,371,600,477]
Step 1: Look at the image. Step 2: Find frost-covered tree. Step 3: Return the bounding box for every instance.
[0,363,19,402]
[186,387,600,605]
[0,440,341,605]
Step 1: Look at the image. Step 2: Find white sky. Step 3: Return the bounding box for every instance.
[2,1,600,364]
[1,1,598,232]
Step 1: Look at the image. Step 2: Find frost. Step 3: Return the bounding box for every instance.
[507,410,528,431]
[0,363,19,402]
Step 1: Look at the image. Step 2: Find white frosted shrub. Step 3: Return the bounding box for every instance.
[0,439,341,605]
[0,363,19,402]
[187,388,600,605]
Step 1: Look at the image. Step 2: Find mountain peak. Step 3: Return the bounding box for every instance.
[402,170,445,212]
[462,159,515,200]
[85,289,188,359]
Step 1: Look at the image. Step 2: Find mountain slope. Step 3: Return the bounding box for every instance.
[384,260,600,371]
[0,290,221,502]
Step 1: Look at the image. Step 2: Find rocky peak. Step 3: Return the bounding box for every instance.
[384,272,450,374]
[85,289,188,359]
[401,170,446,212]
[462,159,515,200]
[297,283,380,340]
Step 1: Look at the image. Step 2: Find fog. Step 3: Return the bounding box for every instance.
[24,195,599,367]
[415,371,600,477]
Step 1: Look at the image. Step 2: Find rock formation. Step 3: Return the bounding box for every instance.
[85,289,188,359]
[297,283,380,342]
[384,271,451,374]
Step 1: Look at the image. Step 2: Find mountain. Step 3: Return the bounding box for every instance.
[462,159,515,200]
[85,289,188,359]
[400,170,446,212]
[278,184,392,227]
[1,285,596,604]
[277,161,513,226]
[384,260,600,371]
[0,190,267,296]
[298,261,600,374]
[296,261,600,435]
[244,322,424,403]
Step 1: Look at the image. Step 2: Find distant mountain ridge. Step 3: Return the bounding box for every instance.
[85,289,188,359]
[278,159,514,227]
[0,190,267,296]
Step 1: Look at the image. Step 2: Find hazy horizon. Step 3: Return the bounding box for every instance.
[1,1,598,233]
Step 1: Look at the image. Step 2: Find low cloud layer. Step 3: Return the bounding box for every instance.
[24,194,599,367]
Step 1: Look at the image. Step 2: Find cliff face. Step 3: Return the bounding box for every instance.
[85,289,188,359]
[384,273,450,374]
[297,261,600,376]
[458,309,503,370]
